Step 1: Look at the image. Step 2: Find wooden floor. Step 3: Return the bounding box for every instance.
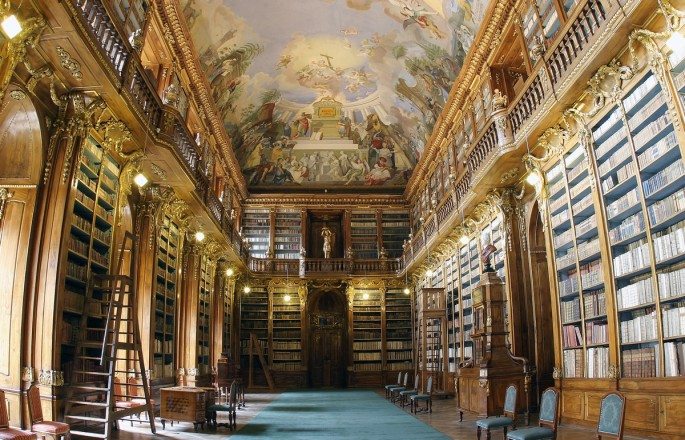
[113,390,654,439]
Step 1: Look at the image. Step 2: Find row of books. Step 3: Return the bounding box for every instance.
[559,274,579,297]
[623,74,658,113]
[613,240,650,277]
[272,352,301,361]
[353,352,381,361]
[563,324,583,348]
[274,330,301,339]
[152,362,175,379]
[638,131,678,170]
[74,188,96,209]
[66,261,87,280]
[647,187,685,227]
[387,351,412,360]
[153,339,174,352]
[353,330,382,340]
[563,348,584,378]
[642,160,684,199]
[658,266,685,300]
[628,91,667,132]
[606,188,640,221]
[664,341,685,376]
[609,212,645,245]
[273,341,301,350]
[587,346,609,378]
[561,297,581,323]
[577,238,599,261]
[622,346,659,377]
[64,290,85,312]
[580,260,603,288]
[632,114,671,153]
[354,363,382,371]
[585,290,607,318]
[662,302,685,338]
[573,194,594,216]
[586,321,608,345]
[620,308,657,343]
[602,161,634,194]
[576,214,596,237]
[652,221,685,262]
[598,144,632,178]
[272,362,301,371]
[616,276,654,310]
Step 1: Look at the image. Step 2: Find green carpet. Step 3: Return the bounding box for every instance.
[232,389,448,439]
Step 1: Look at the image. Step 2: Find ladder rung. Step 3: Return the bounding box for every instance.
[76,356,104,361]
[67,400,109,407]
[68,430,107,438]
[69,385,109,392]
[73,371,109,376]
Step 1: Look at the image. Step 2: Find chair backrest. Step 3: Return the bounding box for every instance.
[113,377,124,401]
[229,380,238,405]
[413,374,419,389]
[402,372,409,387]
[538,387,560,431]
[597,392,626,439]
[503,384,517,418]
[127,376,141,398]
[426,375,433,394]
[0,389,8,429]
[396,372,401,385]
[27,384,44,424]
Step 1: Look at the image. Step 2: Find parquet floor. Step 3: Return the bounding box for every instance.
[114,390,656,439]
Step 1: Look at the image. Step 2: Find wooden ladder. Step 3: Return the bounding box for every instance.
[247,333,274,390]
[64,233,155,438]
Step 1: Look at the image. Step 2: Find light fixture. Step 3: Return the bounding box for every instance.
[284,294,291,302]
[403,287,411,295]
[362,292,369,300]
[1,14,21,39]
[194,231,205,242]
[525,171,541,186]
[243,285,251,294]
[226,267,234,277]
[459,235,470,245]
[425,269,433,278]
[667,31,685,56]
[133,172,148,188]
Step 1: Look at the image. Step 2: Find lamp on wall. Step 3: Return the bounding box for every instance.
[226,267,234,277]
[133,172,148,188]
[1,13,20,39]
[667,31,685,57]
[243,285,251,294]
[194,231,205,242]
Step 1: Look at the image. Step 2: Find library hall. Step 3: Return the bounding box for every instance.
[1,0,685,438]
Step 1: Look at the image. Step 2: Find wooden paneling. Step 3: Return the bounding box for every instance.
[583,392,603,422]
[624,394,659,432]
[659,396,685,434]
[0,88,42,184]
[561,390,584,420]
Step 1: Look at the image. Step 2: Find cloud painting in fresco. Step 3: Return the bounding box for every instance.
[181,0,489,188]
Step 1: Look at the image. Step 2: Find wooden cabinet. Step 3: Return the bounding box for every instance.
[160,387,207,430]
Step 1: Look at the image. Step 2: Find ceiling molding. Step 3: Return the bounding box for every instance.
[403,0,516,202]
[244,194,408,208]
[157,0,248,200]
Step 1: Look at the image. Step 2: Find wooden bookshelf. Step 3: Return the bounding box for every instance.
[243,209,270,258]
[384,287,412,371]
[445,255,459,373]
[381,211,410,258]
[273,209,302,259]
[60,136,120,383]
[350,212,378,259]
[220,277,232,358]
[351,288,383,372]
[197,256,214,375]
[240,284,269,378]
[269,286,302,372]
[153,215,180,380]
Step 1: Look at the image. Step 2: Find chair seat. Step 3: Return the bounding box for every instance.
[476,416,514,429]
[130,398,155,405]
[31,421,69,435]
[115,401,144,409]
[207,404,235,412]
[391,387,406,393]
[410,394,430,401]
[385,384,399,390]
[0,428,37,440]
[399,389,418,396]
[506,427,554,440]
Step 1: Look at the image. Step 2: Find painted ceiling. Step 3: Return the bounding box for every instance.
[181,0,490,191]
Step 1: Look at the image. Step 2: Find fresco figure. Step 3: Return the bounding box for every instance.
[365,156,392,185]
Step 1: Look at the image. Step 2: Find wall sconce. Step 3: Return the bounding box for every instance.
[403,287,411,295]
[133,172,148,188]
[459,235,470,245]
[1,14,21,39]
[284,294,291,302]
[525,171,541,187]
[425,269,433,278]
[226,267,234,277]
[194,231,205,242]
[362,292,369,300]
[243,285,251,294]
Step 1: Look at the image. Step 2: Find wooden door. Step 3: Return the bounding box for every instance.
[308,290,347,387]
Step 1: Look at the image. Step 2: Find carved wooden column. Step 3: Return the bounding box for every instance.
[178,236,201,386]
[212,260,229,367]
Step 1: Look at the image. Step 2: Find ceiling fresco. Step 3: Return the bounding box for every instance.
[181,0,490,190]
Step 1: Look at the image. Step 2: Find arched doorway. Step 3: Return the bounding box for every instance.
[308,288,347,388]
[527,201,555,402]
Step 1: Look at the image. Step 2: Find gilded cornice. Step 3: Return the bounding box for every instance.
[158,1,248,200]
[404,0,515,202]
[244,194,408,208]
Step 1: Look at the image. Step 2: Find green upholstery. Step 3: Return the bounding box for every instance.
[410,376,433,413]
[598,393,625,436]
[385,372,402,390]
[411,394,430,401]
[538,389,557,423]
[476,416,514,429]
[506,427,554,440]
[503,385,517,414]
[399,389,417,396]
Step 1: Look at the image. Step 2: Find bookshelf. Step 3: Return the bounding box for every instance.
[243,209,270,258]
[385,287,412,371]
[153,215,180,379]
[381,211,410,258]
[221,277,232,358]
[60,136,120,383]
[274,209,302,259]
[240,285,269,368]
[350,212,378,259]
[197,256,214,375]
[270,286,302,372]
[352,288,383,372]
[446,255,460,373]
[458,238,479,365]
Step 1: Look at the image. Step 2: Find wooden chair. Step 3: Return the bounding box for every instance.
[26,385,70,440]
[506,387,559,440]
[477,384,517,440]
[399,374,420,408]
[127,376,154,421]
[384,372,402,399]
[112,377,145,427]
[388,372,409,403]
[206,381,237,430]
[0,389,37,440]
[596,392,626,440]
[410,375,433,414]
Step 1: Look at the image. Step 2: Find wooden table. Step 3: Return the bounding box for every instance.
[160,387,207,431]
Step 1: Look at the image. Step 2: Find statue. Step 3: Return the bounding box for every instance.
[321,226,334,259]
[345,246,354,259]
[480,232,497,273]
[379,246,388,259]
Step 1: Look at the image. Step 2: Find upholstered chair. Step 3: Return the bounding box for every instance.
[477,384,517,439]
[410,375,433,414]
[399,374,420,408]
[26,385,70,440]
[507,387,559,440]
[596,392,626,439]
[384,372,402,399]
[206,380,237,430]
[0,389,37,440]
[388,372,409,403]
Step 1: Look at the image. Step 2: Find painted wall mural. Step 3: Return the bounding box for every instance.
[181,0,490,189]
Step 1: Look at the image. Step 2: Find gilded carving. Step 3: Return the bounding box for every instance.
[21,366,34,383]
[38,369,64,386]
[9,89,25,100]
[0,13,46,103]
[552,366,563,380]
[0,187,14,222]
[56,46,82,80]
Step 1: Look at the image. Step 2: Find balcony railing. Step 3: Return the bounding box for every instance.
[247,257,401,276]
[68,0,246,257]
[402,0,621,271]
